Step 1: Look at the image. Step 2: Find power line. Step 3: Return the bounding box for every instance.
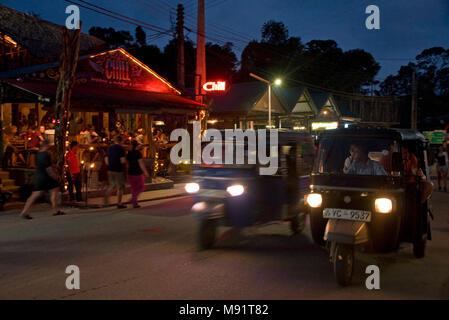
[65,0,172,34]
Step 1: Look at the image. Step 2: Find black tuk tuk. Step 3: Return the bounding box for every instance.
[306,126,433,286]
[186,130,315,250]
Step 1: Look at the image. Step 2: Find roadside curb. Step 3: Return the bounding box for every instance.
[70,192,189,209]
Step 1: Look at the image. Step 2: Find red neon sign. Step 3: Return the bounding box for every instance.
[203,81,226,92]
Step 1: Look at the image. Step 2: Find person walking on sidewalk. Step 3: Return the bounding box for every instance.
[20,139,65,219]
[66,141,82,203]
[104,135,127,209]
[127,140,149,208]
[436,145,448,192]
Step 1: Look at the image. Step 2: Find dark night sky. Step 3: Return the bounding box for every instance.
[2,0,449,82]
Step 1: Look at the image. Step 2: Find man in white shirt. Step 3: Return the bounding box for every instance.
[346,144,387,176]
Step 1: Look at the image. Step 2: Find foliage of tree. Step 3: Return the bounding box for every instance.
[205,42,238,82]
[239,21,304,83]
[237,21,379,92]
[379,47,449,117]
[135,26,147,47]
[88,27,134,48]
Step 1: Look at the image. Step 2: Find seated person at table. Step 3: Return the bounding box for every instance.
[25,126,41,149]
[3,126,26,168]
[38,125,46,141]
[99,128,107,140]
[135,129,145,145]
[346,144,387,176]
[154,129,168,145]
[86,125,99,144]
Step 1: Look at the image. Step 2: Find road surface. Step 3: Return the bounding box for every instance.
[0,191,448,299]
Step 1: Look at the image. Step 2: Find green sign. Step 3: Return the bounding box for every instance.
[423,131,446,144]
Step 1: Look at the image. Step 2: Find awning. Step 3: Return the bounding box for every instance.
[1,79,205,114]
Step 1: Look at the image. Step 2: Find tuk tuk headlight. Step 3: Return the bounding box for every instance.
[185,183,200,194]
[306,193,322,208]
[375,198,393,214]
[226,184,245,197]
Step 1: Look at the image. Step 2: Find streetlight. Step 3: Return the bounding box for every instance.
[250,73,281,128]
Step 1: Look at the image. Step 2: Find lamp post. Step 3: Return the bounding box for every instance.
[249,73,281,128]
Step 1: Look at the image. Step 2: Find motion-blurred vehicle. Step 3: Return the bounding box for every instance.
[306,126,433,286]
[186,130,315,250]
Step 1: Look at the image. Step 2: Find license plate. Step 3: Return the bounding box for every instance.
[323,208,372,222]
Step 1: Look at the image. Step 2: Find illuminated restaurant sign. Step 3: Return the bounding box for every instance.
[203,81,227,92]
[312,121,339,131]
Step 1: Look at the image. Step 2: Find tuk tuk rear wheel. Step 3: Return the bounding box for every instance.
[198,219,217,250]
[333,244,354,287]
[413,209,429,258]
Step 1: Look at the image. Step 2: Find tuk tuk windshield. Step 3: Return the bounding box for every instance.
[314,137,398,176]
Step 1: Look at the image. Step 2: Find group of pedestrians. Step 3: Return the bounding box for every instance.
[20,135,150,220]
[103,135,150,209]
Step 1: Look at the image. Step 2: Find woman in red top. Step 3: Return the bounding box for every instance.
[66,141,82,202]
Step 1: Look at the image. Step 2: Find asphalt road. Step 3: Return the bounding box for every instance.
[0,191,448,300]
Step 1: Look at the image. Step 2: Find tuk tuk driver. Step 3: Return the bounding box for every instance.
[346,144,387,176]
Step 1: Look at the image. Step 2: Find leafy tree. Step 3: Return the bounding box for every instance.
[261,20,289,46]
[238,21,304,82]
[237,21,379,92]
[128,45,164,74]
[206,42,238,82]
[88,27,134,48]
[135,26,147,47]
[379,47,449,118]
[162,38,197,88]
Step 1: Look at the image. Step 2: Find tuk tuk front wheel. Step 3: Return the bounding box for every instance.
[333,244,354,287]
[198,219,217,250]
[310,211,326,246]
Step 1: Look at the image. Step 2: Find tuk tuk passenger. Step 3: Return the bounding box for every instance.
[346,144,387,176]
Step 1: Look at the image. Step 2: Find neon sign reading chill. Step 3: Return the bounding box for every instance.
[203,81,227,92]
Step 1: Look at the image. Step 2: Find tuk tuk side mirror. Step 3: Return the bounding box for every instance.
[392,152,403,172]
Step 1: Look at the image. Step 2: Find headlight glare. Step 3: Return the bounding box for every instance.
[185,183,200,194]
[375,198,393,214]
[306,193,322,208]
[226,184,245,197]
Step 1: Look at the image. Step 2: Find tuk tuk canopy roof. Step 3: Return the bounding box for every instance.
[319,126,427,143]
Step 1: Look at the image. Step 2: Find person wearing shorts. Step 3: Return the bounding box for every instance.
[127,140,149,208]
[104,135,127,208]
[20,139,65,219]
[436,145,448,192]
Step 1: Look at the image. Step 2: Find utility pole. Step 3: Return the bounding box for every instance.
[411,71,417,130]
[176,4,185,91]
[195,0,206,103]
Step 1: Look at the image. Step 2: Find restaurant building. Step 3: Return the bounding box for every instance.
[0,4,205,198]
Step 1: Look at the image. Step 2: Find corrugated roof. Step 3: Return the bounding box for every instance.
[310,92,331,110]
[0,4,105,59]
[273,86,305,113]
[210,82,268,114]
[2,79,204,111]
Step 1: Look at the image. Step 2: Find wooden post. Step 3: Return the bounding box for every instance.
[54,25,81,183]
[0,83,4,166]
[148,115,154,182]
